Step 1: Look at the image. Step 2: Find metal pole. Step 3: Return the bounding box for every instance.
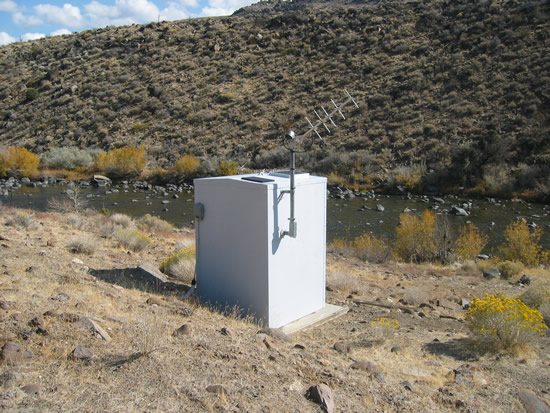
[288,146,297,238]
[282,130,297,239]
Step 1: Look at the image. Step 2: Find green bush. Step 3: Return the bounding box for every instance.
[25,88,39,101]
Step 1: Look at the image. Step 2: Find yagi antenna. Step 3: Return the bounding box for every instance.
[297,88,359,142]
[281,89,359,239]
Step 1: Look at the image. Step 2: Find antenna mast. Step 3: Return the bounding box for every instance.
[282,89,359,239]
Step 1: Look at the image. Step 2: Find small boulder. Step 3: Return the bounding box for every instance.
[306,384,334,413]
[68,345,94,361]
[517,389,550,413]
[0,369,24,387]
[483,268,501,279]
[21,384,40,395]
[333,342,351,354]
[173,324,191,337]
[206,384,228,396]
[1,342,33,365]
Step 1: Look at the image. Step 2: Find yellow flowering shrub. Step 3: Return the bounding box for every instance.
[369,317,400,341]
[160,246,196,281]
[466,294,547,352]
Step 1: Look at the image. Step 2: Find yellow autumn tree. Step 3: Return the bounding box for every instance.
[0,147,40,178]
[499,219,546,267]
[95,147,145,179]
[456,223,488,261]
[394,210,437,263]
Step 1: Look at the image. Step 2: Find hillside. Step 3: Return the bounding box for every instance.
[1,0,549,195]
[0,206,549,411]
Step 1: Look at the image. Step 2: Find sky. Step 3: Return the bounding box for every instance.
[0,0,256,45]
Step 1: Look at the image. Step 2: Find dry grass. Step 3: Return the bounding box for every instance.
[113,228,152,252]
[4,210,37,229]
[137,214,174,233]
[0,208,549,412]
[67,234,99,255]
[109,213,134,228]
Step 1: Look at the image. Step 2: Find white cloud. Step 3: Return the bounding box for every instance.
[159,5,189,21]
[201,6,231,17]
[0,0,17,13]
[207,0,254,12]
[34,3,84,28]
[85,0,164,27]
[115,0,159,22]
[171,0,198,8]
[0,31,16,45]
[21,32,45,42]
[13,11,43,26]
[50,28,71,36]
[201,0,254,16]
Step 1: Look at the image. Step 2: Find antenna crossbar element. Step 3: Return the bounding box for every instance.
[299,89,359,142]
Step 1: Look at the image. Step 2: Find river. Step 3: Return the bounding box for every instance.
[2,183,549,252]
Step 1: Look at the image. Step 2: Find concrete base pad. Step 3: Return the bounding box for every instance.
[280,304,349,335]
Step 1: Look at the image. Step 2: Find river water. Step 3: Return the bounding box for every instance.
[2,183,549,252]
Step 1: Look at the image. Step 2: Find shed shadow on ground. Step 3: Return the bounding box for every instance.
[89,262,189,296]
[423,338,479,361]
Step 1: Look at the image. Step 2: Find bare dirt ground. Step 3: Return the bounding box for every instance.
[0,206,549,412]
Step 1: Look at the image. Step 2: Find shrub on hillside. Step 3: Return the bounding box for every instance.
[498,218,546,267]
[0,147,40,178]
[41,147,102,170]
[114,228,151,252]
[216,159,238,176]
[496,260,524,280]
[138,214,174,233]
[95,146,145,179]
[519,281,550,324]
[456,223,488,261]
[394,210,437,263]
[159,246,196,281]
[67,234,98,255]
[466,294,547,353]
[5,210,37,229]
[368,317,399,341]
[172,154,200,180]
[334,232,391,263]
